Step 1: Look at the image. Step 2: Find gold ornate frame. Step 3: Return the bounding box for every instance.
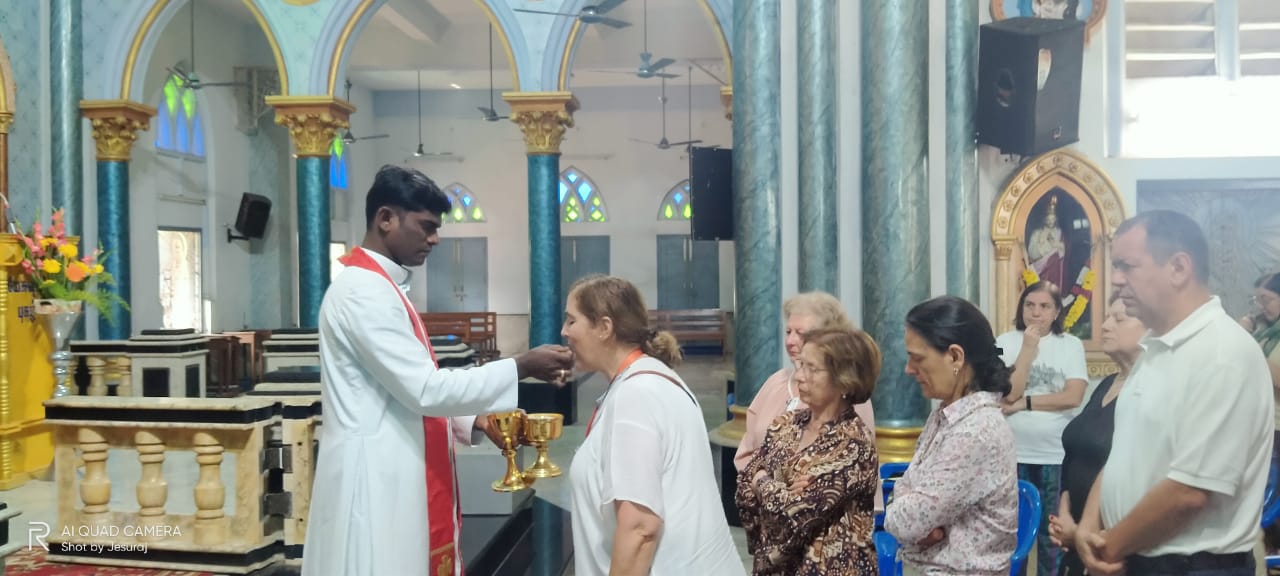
[990,0,1109,42]
[991,149,1127,378]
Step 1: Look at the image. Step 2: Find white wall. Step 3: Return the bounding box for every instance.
[123,3,291,334]
[368,84,734,315]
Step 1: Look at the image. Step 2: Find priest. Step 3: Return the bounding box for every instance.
[302,164,574,576]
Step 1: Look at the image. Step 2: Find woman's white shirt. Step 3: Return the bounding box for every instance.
[569,357,744,576]
[997,330,1088,465]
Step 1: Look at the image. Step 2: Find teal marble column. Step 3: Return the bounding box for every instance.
[51,0,83,235]
[97,161,130,339]
[797,0,838,294]
[732,0,781,406]
[527,153,561,347]
[505,93,576,348]
[82,101,155,340]
[296,156,329,329]
[946,0,980,301]
[862,1,931,456]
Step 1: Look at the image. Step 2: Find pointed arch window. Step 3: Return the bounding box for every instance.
[442,183,487,223]
[330,138,350,189]
[155,72,206,158]
[658,179,693,221]
[559,167,608,223]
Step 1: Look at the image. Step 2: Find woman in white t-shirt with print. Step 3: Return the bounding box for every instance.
[563,275,744,576]
[998,281,1088,576]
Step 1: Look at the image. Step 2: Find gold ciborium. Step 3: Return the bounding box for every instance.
[520,413,564,478]
[487,410,531,492]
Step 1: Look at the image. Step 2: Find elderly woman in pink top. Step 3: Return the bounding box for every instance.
[733,292,880,500]
[886,296,1018,576]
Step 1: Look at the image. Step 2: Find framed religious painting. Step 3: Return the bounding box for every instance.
[991,148,1127,377]
[992,0,1108,41]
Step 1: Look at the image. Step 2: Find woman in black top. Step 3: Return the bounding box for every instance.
[1050,296,1146,576]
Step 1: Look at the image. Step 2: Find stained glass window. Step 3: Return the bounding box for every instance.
[441,183,487,223]
[330,138,350,189]
[155,73,205,158]
[658,179,693,221]
[559,167,608,223]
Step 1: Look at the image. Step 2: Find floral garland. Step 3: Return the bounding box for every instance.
[1020,266,1096,331]
[1062,269,1096,330]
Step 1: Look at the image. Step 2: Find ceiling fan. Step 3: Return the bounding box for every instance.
[338,80,390,144]
[514,0,631,29]
[630,75,701,151]
[409,70,455,159]
[594,0,678,80]
[167,0,248,90]
[477,24,508,122]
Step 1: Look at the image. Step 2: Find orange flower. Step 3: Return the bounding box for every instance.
[66,262,90,282]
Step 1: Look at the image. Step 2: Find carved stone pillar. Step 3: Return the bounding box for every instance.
[192,431,227,545]
[264,97,355,328]
[111,356,132,396]
[80,100,157,340]
[78,427,110,525]
[504,92,577,347]
[134,430,167,541]
[86,356,106,396]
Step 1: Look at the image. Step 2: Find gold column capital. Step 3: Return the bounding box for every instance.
[79,100,157,162]
[503,92,578,155]
[720,86,733,121]
[265,96,356,157]
[0,112,12,134]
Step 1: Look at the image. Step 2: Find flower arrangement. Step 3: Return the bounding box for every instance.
[14,209,129,324]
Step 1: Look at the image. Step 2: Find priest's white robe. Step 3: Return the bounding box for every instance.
[301,249,518,576]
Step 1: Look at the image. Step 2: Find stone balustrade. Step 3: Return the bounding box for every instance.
[41,396,296,574]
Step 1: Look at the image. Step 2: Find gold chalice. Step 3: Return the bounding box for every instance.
[487,410,532,492]
[520,413,564,478]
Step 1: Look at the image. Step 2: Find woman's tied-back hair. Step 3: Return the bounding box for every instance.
[568,274,682,367]
[1014,281,1066,335]
[801,328,881,405]
[783,291,854,331]
[907,296,1012,397]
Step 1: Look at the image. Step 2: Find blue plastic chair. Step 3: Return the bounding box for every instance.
[874,530,902,576]
[880,462,910,507]
[1262,458,1280,569]
[1010,480,1042,575]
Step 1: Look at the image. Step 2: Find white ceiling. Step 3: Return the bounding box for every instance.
[346,0,728,91]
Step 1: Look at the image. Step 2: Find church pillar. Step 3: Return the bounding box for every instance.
[80,101,157,340]
[732,0,781,405]
[862,1,931,462]
[265,97,354,329]
[797,0,838,294]
[51,0,83,236]
[504,92,577,348]
[946,0,980,301]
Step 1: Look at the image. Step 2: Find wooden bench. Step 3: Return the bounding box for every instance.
[420,311,500,363]
[648,309,728,356]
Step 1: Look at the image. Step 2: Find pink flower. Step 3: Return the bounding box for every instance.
[20,261,33,275]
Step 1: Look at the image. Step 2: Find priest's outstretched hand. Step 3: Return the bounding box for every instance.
[514,344,575,387]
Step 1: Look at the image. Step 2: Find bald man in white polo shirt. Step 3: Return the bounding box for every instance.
[1074,210,1274,576]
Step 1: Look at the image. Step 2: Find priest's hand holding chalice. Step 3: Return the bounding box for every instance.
[480,344,573,492]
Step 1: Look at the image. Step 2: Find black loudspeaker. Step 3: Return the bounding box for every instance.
[229,192,271,242]
[977,17,1085,157]
[690,146,733,241]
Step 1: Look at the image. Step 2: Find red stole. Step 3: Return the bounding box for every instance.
[338,247,461,575]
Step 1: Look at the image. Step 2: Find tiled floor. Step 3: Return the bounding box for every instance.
[0,355,752,575]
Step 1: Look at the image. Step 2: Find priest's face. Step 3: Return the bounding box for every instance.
[385,208,442,267]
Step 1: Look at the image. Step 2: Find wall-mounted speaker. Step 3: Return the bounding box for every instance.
[977,17,1085,157]
[690,146,733,241]
[228,192,271,242]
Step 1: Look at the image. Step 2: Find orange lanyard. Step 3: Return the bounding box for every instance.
[584,348,645,437]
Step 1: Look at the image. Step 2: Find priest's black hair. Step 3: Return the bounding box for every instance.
[365,164,452,226]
